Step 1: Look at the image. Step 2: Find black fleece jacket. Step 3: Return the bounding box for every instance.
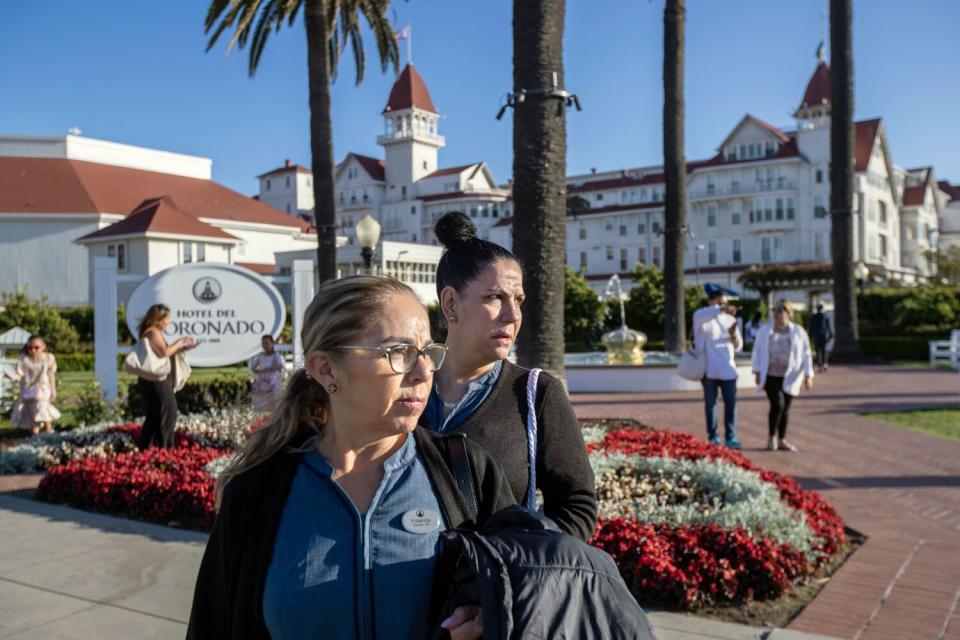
[186,428,515,640]
[426,361,598,541]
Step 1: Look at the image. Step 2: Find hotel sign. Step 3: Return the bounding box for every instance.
[126,263,286,367]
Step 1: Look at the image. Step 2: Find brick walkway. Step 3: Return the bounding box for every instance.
[572,364,960,640]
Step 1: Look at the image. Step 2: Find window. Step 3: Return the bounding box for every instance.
[197,243,206,263]
[762,238,771,263]
[285,176,290,188]
[706,173,716,194]
[764,198,773,222]
[879,234,888,260]
[652,221,662,234]
[707,204,716,227]
[619,221,627,236]
[107,245,115,258]
[708,240,717,266]
[879,201,887,224]
[814,195,827,218]
[401,185,407,199]
[653,246,661,268]
[580,252,587,270]
[606,246,614,261]
[766,167,775,187]
[411,206,417,215]
[184,241,193,263]
[605,219,613,232]
[637,221,646,235]
[731,171,741,193]
[738,144,747,160]
[765,141,776,157]
[422,161,428,170]
[815,233,824,260]
[470,207,478,218]
[732,239,741,264]
[731,201,742,225]
[774,236,784,262]
[285,203,290,213]
[776,198,784,220]
[482,206,489,218]
[787,197,795,220]
[579,226,587,240]
[638,247,646,264]
[816,168,823,184]
[266,179,271,191]
[620,248,628,271]
[596,193,604,202]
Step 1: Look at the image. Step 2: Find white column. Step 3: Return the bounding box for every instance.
[291,260,315,369]
[94,256,119,400]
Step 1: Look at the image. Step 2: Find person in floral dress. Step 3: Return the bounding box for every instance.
[249,335,285,411]
[10,335,61,434]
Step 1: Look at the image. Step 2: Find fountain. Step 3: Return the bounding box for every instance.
[564,275,754,393]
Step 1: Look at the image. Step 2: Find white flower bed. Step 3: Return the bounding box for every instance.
[0,410,253,475]
[591,452,818,556]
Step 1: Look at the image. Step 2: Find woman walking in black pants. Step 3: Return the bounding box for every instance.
[135,304,195,449]
[751,300,814,452]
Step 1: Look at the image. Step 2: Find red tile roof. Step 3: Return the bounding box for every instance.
[383,64,437,114]
[493,200,663,226]
[352,154,386,181]
[494,218,513,228]
[902,169,932,207]
[257,160,311,179]
[78,196,240,242]
[417,191,509,203]
[854,119,881,172]
[798,62,831,112]
[0,157,312,231]
[938,181,960,202]
[422,163,480,179]
[235,261,277,274]
[747,115,791,143]
[568,172,665,194]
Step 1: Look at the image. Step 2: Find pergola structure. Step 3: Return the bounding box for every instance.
[738,262,837,313]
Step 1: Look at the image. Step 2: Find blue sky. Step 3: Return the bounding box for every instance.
[2,0,957,195]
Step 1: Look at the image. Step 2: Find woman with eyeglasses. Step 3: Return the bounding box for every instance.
[135,304,196,449]
[188,275,514,640]
[751,299,815,452]
[8,335,61,435]
[422,212,598,541]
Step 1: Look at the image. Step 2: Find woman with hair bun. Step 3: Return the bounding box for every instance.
[188,275,513,640]
[424,212,598,541]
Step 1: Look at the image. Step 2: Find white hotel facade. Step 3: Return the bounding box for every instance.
[258,56,955,300]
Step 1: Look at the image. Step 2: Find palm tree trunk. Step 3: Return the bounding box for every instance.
[662,0,687,353]
[305,0,338,283]
[512,0,567,378]
[830,0,859,355]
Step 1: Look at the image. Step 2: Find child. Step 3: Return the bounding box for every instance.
[248,335,285,411]
[10,335,61,435]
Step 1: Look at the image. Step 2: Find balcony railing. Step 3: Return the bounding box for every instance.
[689,181,797,199]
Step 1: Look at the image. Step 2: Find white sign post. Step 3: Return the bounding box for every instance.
[94,260,311,401]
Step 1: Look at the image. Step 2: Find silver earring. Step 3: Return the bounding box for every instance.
[327,383,338,394]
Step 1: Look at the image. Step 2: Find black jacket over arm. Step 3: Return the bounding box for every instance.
[186,428,515,640]
[429,361,598,541]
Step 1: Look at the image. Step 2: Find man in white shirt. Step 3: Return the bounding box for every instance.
[692,284,743,448]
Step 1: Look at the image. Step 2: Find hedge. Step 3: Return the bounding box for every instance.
[126,377,250,417]
[859,335,940,361]
[55,353,129,372]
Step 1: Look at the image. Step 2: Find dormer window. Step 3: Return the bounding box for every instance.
[765,141,776,157]
[726,147,737,161]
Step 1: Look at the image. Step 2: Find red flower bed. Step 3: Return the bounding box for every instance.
[588,428,847,609]
[591,429,845,563]
[36,445,226,528]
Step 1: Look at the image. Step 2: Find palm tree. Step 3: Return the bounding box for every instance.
[511,0,568,377]
[662,0,687,353]
[829,0,858,354]
[205,0,398,283]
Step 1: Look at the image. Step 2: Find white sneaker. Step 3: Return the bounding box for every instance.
[767,437,778,451]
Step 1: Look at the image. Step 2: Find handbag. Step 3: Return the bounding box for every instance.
[676,346,706,381]
[123,340,171,381]
[172,351,191,392]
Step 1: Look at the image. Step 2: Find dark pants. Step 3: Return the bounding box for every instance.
[813,338,829,369]
[137,376,177,449]
[764,375,795,439]
[702,378,737,442]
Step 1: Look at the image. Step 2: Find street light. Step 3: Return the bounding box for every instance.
[695,244,706,287]
[355,214,381,274]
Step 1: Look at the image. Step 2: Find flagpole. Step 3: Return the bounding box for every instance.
[408,25,413,66]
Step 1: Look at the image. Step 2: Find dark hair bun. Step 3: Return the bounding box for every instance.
[434,212,477,250]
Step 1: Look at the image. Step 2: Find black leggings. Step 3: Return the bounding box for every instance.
[764,375,794,439]
[137,375,178,449]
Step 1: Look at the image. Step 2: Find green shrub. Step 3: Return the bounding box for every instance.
[859,336,937,361]
[55,353,126,372]
[0,289,80,353]
[565,267,606,351]
[73,381,124,427]
[59,304,133,347]
[860,286,960,335]
[125,376,250,417]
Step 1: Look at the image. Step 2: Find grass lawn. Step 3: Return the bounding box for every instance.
[1,366,246,434]
[863,408,960,442]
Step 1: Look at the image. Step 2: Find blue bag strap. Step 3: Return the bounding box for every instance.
[524,368,542,511]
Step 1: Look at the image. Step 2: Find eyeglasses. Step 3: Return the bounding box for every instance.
[338,343,448,374]
[773,307,787,314]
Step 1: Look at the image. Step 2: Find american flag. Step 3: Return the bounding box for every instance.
[394,25,411,41]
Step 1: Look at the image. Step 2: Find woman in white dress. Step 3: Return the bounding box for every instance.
[249,335,285,411]
[10,335,61,434]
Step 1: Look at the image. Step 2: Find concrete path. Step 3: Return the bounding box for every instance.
[0,493,841,639]
[572,364,960,640]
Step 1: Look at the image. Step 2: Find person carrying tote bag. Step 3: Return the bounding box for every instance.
[129,304,196,449]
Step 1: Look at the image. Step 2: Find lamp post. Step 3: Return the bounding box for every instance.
[355,214,381,275]
[396,249,409,282]
[694,244,706,287]
[853,260,868,298]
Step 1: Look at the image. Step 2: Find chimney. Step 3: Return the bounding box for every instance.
[284,159,292,168]
[591,167,597,174]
